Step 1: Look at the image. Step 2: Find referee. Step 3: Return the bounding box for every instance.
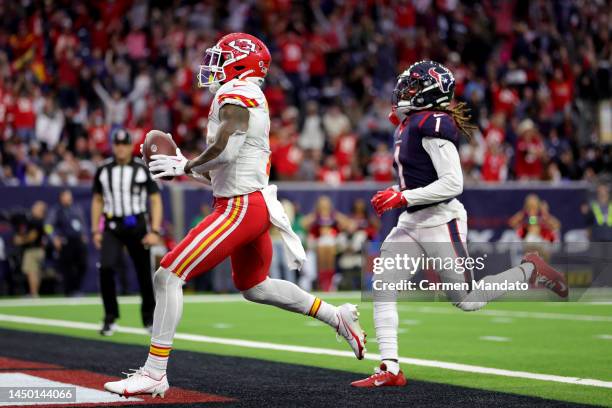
[91,128,163,336]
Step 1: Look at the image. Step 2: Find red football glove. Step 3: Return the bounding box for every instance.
[371,189,408,216]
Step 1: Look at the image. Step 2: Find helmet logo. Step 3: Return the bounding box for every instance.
[228,39,256,54]
[428,67,453,93]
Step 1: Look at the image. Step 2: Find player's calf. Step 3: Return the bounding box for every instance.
[241,278,366,359]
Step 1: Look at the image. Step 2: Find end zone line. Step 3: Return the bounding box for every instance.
[0,292,361,308]
[0,314,611,389]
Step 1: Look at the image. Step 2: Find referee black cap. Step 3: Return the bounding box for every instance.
[111,128,132,144]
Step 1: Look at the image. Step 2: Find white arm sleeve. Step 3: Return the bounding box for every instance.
[401,137,463,206]
[190,130,247,173]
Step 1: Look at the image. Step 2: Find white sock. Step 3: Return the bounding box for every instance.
[144,267,184,375]
[241,278,339,328]
[383,359,400,375]
[374,302,399,369]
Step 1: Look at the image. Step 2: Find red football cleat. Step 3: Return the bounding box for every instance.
[522,252,569,298]
[351,363,407,388]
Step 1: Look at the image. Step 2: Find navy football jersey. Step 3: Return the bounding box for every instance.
[393,110,460,212]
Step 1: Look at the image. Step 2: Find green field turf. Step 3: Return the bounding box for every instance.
[0,295,611,406]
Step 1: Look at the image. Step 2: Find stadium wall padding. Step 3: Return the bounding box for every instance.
[0,183,591,294]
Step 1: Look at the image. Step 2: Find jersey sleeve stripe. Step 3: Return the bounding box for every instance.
[218,93,259,107]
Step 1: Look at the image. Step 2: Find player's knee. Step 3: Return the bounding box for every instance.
[241,278,270,303]
[454,301,486,312]
[153,267,181,289]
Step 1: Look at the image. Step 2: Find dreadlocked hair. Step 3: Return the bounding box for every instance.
[441,102,477,140]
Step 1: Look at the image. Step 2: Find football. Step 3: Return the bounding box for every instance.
[143,130,177,180]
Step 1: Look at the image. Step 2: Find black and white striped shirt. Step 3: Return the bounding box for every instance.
[92,158,159,218]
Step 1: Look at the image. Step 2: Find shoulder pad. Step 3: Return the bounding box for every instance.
[216,80,262,108]
[417,112,459,143]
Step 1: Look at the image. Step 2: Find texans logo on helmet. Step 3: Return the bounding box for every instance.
[428,67,453,93]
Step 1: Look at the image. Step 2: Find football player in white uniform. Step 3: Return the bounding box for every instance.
[104,33,365,398]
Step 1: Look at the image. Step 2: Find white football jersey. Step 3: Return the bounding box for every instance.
[206,78,271,197]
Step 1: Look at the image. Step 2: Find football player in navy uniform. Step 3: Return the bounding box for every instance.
[351,61,569,387]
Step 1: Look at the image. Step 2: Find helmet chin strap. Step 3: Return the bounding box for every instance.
[244,76,265,88]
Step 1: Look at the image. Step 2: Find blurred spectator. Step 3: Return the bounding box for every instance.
[337,199,379,290]
[368,143,394,182]
[45,190,87,295]
[12,88,36,143]
[509,194,560,259]
[35,97,64,150]
[583,183,612,242]
[582,183,612,285]
[481,140,508,182]
[514,120,545,181]
[13,201,47,297]
[302,195,351,291]
[317,156,343,185]
[298,101,325,152]
[322,105,350,145]
[0,0,609,186]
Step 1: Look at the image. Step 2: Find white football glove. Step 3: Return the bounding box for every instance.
[149,148,188,180]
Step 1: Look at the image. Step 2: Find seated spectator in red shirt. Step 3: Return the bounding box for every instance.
[514,119,545,180]
[271,129,302,180]
[482,141,508,182]
[492,80,519,116]
[484,112,506,145]
[549,68,573,113]
[12,89,36,142]
[334,132,357,173]
[88,110,110,154]
[318,156,343,186]
[368,143,394,182]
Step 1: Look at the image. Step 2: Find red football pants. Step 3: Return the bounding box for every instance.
[160,191,272,291]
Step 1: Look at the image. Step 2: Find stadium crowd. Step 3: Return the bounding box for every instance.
[0,0,609,187]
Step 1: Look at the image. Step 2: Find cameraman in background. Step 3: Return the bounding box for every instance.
[46,189,88,296]
[13,201,48,297]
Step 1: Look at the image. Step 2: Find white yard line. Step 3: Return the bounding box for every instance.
[397,305,612,322]
[479,336,511,342]
[594,334,612,340]
[0,314,611,389]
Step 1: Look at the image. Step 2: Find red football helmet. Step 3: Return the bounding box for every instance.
[197,32,271,89]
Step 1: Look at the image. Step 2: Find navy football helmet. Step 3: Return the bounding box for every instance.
[392,60,455,114]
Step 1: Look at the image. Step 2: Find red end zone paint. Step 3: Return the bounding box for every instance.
[0,357,235,407]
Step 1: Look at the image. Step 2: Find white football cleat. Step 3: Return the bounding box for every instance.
[104,367,169,398]
[336,303,366,359]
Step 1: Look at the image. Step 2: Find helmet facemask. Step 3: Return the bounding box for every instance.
[197,46,231,90]
[393,75,426,114]
[197,43,252,92]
